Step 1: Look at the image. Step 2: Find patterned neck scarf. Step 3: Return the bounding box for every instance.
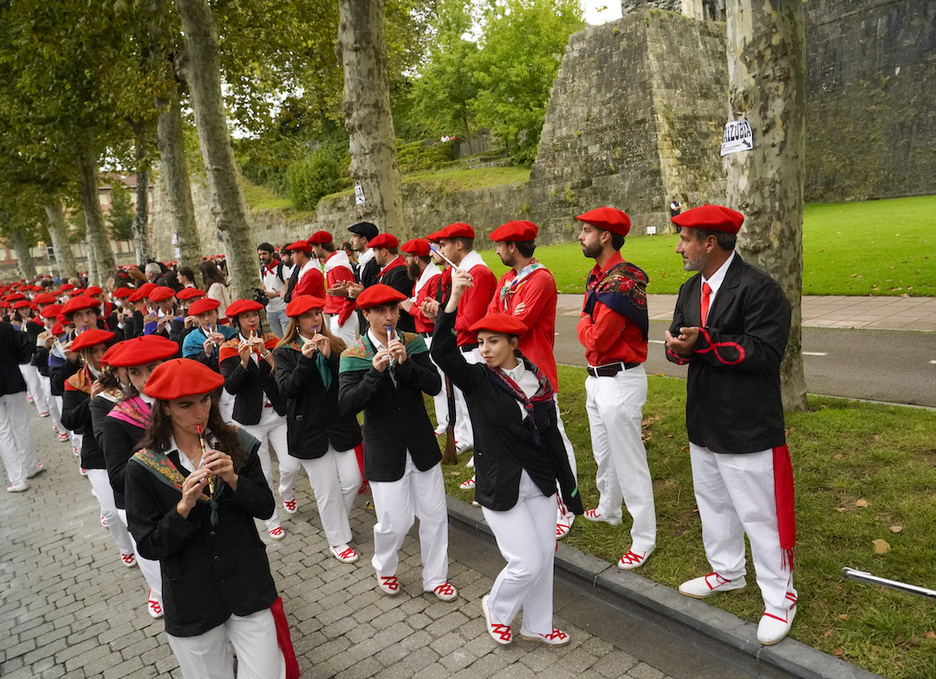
[499,259,545,304]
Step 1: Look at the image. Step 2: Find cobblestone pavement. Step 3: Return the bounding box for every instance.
[2,406,791,679]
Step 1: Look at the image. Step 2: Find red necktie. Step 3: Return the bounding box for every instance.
[700,282,712,326]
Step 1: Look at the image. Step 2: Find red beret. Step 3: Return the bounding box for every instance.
[70,329,115,352]
[440,222,474,239]
[148,286,176,302]
[106,335,179,367]
[6,292,25,301]
[33,293,58,305]
[671,204,744,234]
[60,283,75,292]
[368,233,399,249]
[189,298,221,316]
[138,282,158,295]
[100,343,122,367]
[285,295,326,318]
[40,304,63,319]
[425,229,444,243]
[144,358,225,400]
[308,230,333,245]
[62,295,102,316]
[112,287,133,299]
[13,300,31,309]
[51,322,64,335]
[490,220,538,243]
[401,238,430,257]
[175,287,206,301]
[356,284,407,310]
[85,286,104,296]
[576,207,631,237]
[225,299,264,319]
[469,313,528,336]
[285,239,312,253]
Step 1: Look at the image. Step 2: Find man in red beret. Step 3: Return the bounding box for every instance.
[481,220,579,538]
[309,231,357,347]
[575,206,657,571]
[337,284,456,602]
[421,223,497,454]
[283,240,325,304]
[368,234,416,333]
[664,204,797,645]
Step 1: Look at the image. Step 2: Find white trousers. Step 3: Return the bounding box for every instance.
[42,376,64,432]
[281,446,361,548]
[0,393,38,487]
[554,393,577,524]
[19,363,49,414]
[690,444,797,616]
[369,456,449,590]
[452,347,482,448]
[86,469,134,556]
[329,314,357,348]
[237,407,292,532]
[117,508,163,605]
[482,472,557,635]
[585,366,656,552]
[167,608,285,679]
[423,335,450,431]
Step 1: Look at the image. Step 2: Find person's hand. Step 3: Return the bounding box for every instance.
[43,336,54,349]
[327,281,348,297]
[372,348,392,372]
[209,331,225,345]
[388,337,407,364]
[664,327,699,356]
[267,289,282,299]
[176,468,211,518]
[312,332,331,358]
[346,282,364,300]
[421,298,440,321]
[184,315,196,328]
[451,268,474,295]
[238,339,253,367]
[202,448,237,487]
[156,316,170,331]
[90,379,105,399]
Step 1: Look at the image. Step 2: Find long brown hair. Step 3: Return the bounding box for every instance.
[276,313,347,355]
[136,396,249,471]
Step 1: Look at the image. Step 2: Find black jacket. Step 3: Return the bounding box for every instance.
[338,333,442,482]
[125,429,277,637]
[666,255,790,454]
[0,322,29,396]
[219,347,287,425]
[102,400,148,510]
[431,310,583,512]
[273,343,362,459]
[61,373,107,469]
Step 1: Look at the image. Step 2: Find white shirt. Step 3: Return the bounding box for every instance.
[502,360,539,419]
[700,250,736,306]
[260,262,288,314]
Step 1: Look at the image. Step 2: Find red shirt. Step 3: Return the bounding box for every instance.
[294,262,326,300]
[323,251,356,324]
[577,252,648,367]
[488,264,559,390]
[407,265,442,334]
[454,254,497,347]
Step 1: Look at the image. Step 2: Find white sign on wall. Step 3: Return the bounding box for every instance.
[720,120,754,156]
[354,185,365,205]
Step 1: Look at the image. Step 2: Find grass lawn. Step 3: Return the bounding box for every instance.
[435,367,936,679]
[476,194,936,296]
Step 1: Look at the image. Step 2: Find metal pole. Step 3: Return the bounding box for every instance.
[841,568,936,600]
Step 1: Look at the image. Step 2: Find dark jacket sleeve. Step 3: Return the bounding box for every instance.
[430,309,483,393]
[395,346,442,396]
[51,357,81,394]
[126,460,199,561]
[219,354,251,394]
[273,346,320,398]
[338,366,382,418]
[102,417,138,499]
[61,388,91,433]
[228,445,276,521]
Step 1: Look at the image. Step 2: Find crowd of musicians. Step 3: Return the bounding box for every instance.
[0,204,798,678]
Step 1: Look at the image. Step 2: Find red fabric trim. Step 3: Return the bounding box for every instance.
[773,444,796,571]
[271,597,300,679]
[695,327,745,365]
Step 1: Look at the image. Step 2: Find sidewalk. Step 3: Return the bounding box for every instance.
[557,294,936,332]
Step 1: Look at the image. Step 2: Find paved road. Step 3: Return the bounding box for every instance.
[1,410,795,679]
[555,297,936,408]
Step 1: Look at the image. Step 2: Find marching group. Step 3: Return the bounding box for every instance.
[0,203,798,678]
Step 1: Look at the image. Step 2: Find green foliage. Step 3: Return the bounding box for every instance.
[286,144,350,211]
[106,179,134,242]
[396,140,457,174]
[471,0,584,163]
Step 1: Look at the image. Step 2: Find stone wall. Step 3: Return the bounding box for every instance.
[803,0,936,201]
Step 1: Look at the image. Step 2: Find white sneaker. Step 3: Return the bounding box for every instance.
[582,508,622,526]
[430,582,458,602]
[617,547,654,570]
[6,483,28,493]
[520,627,571,646]
[147,590,163,619]
[459,476,476,490]
[330,545,359,564]
[26,462,45,479]
[757,604,796,645]
[679,572,746,598]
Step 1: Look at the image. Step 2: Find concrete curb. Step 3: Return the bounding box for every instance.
[446,495,882,679]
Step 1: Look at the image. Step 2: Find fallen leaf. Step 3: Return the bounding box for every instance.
[831,582,844,593]
[871,645,881,652]
[873,539,891,554]
[923,631,936,641]
[837,614,849,621]
[890,525,903,533]
[833,648,844,657]
[856,498,871,507]
[835,507,849,512]
[833,453,843,460]
[823,629,835,638]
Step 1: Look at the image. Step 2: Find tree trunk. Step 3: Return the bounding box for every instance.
[724,0,808,412]
[10,227,37,279]
[76,139,116,285]
[43,200,79,280]
[155,81,203,274]
[174,0,259,301]
[338,0,407,239]
[132,142,154,265]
